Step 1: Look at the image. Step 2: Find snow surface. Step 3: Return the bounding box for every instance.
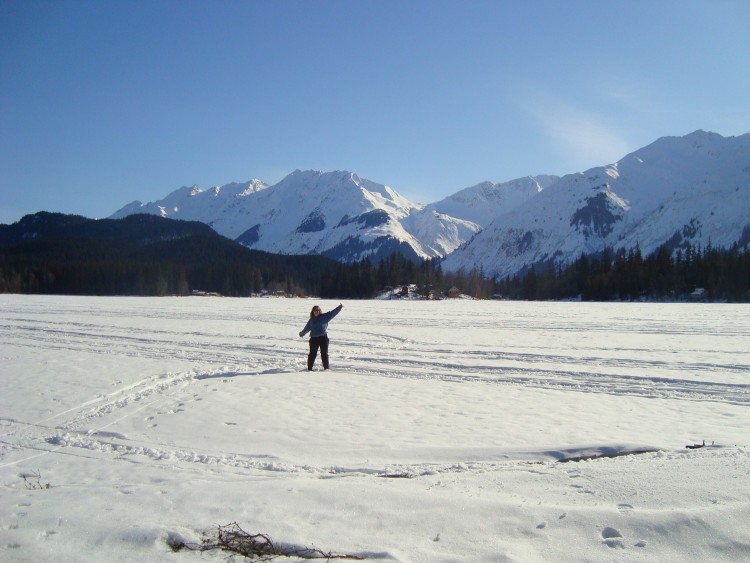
[1,295,749,562]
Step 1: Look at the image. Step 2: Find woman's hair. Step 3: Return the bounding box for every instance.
[310,305,321,317]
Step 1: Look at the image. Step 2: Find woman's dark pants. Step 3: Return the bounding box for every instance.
[308,335,329,370]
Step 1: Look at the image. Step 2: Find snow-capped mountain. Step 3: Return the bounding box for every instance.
[442,130,750,278]
[223,170,429,262]
[110,130,749,273]
[111,170,488,263]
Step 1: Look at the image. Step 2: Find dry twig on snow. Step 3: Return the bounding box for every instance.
[170,521,364,560]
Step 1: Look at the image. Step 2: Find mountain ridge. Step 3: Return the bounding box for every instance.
[105,130,750,278]
[443,130,750,278]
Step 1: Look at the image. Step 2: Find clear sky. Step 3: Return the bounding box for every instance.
[2,0,749,224]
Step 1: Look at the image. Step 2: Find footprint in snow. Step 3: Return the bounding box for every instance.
[90,430,128,440]
[601,527,625,549]
[570,484,595,494]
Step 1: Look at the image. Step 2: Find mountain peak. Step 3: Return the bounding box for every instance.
[684,129,720,139]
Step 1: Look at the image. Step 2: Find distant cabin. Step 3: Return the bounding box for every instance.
[446,286,461,298]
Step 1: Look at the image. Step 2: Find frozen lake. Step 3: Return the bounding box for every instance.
[1,295,749,561]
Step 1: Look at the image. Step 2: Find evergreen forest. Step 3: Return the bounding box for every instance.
[1,213,748,302]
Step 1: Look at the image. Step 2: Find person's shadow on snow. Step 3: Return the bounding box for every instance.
[195,368,290,380]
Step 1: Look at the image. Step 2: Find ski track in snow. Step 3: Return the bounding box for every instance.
[3,312,748,406]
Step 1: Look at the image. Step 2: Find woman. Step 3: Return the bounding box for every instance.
[299,303,344,371]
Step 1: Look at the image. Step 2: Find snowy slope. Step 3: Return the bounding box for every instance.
[424,175,559,227]
[401,176,559,257]
[443,131,750,278]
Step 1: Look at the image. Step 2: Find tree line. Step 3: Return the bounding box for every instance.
[494,238,750,302]
[3,240,748,301]
[318,236,750,302]
[2,213,748,301]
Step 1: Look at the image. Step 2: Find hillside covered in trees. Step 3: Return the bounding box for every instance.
[1,213,748,301]
[0,213,336,297]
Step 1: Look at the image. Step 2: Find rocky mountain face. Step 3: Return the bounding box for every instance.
[443,131,750,278]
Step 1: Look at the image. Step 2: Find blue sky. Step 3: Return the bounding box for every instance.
[2,0,749,224]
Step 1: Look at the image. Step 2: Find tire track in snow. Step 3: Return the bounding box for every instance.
[335,353,750,405]
[2,321,301,366]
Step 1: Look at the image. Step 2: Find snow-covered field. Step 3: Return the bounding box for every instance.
[1,295,749,562]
